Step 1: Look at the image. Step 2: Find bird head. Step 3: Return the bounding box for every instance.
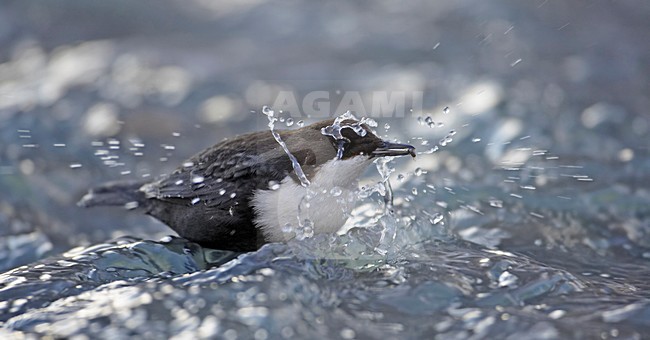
[275,116,415,179]
[315,118,416,160]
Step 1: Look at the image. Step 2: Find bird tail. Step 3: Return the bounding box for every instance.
[78,180,149,210]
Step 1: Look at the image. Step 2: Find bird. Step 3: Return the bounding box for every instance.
[79,117,415,251]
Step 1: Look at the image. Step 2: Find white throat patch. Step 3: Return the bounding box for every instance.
[251,156,373,242]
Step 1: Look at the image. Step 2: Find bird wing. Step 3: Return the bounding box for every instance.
[142,132,315,209]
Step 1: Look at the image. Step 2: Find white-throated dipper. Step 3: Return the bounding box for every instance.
[79,117,415,251]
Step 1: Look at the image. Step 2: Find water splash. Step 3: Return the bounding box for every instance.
[374,157,395,210]
[319,111,377,159]
[262,106,310,187]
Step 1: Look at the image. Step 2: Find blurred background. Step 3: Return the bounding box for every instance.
[1,0,649,268]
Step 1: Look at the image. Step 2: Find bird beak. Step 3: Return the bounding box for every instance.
[372,141,416,158]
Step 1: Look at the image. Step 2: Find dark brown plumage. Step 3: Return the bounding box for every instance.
[79,119,415,251]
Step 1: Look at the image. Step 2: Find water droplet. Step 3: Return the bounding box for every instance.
[282,223,293,233]
[330,186,342,196]
[510,58,522,67]
[430,213,444,225]
[498,271,518,287]
[411,187,418,195]
[448,129,457,136]
[219,189,226,196]
[230,192,237,198]
[175,180,184,185]
[191,197,200,205]
[489,199,503,208]
[472,138,482,143]
[269,181,280,190]
[397,173,405,181]
[425,116,435,128]
[417,116,424,126]
[529,212,545,219]
[443,106,450,114]
[69,163,82,169]
[336,140,345,159]
[183,162,195,168]
[360,117,378,127]
[297,120,304,127]
[124,201,139,210]
[301,219,314,238]
[285,118,294,127]
[262,106,274,117]
[414,167,424,176]
[419,146,439,154]
[548,310,566,320]
[384,123,391,130]
[192,176,205,184]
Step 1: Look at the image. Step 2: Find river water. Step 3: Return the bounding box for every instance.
[1,1,649,338]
